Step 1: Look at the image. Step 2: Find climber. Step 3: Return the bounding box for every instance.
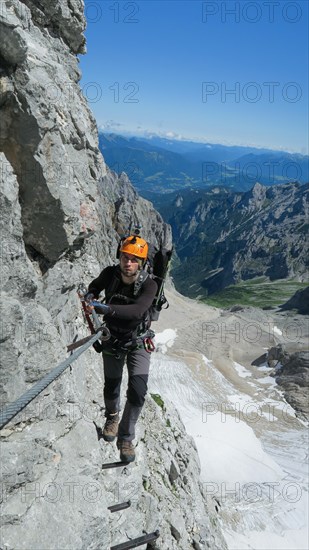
[85,235,157,463]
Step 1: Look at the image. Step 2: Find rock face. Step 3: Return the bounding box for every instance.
[1,0,103,266]
[279,286,309,315]
[163,182,308,297]
[0,1,225,549]
[267,346,309,421]
[102,394,227,550]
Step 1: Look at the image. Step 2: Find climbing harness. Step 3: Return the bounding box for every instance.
[100,325,156,359]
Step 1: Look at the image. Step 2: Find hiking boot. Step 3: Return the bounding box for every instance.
[117,439,135,463]
[103,413,119,442]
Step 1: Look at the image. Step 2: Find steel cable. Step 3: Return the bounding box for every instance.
[0,330,103,430]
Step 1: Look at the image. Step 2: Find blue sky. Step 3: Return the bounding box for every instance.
[80,0,308,153]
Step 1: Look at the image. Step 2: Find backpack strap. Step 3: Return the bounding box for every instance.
[133,270,149,297]
[105,266,148,302]
[104,265,121,302]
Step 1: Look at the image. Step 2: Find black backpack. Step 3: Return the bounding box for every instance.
[146,244,173,321]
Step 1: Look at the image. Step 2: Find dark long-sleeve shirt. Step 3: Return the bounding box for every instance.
[88,265,157,340]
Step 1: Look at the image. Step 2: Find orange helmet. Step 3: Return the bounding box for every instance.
[119,235,148,259]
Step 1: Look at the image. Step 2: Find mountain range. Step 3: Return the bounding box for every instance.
[160,182,308,298]
[99,133,309,196]
[99,133,308,300]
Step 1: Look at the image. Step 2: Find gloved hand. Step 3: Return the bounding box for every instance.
[91,301,112,315]
[84,292,94,304]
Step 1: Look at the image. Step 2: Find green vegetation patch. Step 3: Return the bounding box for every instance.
[203,280,308,309]
[150,393,165,410]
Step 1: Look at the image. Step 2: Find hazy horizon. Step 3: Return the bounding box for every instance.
[99,128,309,156]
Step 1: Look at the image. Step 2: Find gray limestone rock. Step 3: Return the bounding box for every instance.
[169,460,180,484]
[0,0,104,266]
[99,169,173,251]
[0,154,38,299]
[105,395,228,550]
[267,345,309,421]
[275,350,309,420]
[20,0,86,53]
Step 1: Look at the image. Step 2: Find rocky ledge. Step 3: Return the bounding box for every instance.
[267,346,309,421]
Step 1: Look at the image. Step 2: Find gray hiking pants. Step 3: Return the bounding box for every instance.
[102,347,151,441]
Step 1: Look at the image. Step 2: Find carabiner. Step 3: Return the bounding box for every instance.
[144,337,155,353]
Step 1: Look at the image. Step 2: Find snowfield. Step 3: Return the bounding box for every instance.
[149,290,308,550]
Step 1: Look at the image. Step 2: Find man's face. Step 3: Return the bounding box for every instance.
[120,252,140,277]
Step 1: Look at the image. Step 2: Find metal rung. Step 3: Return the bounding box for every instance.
[102,461,130,470]
[108,500,131,513]
[111,530,160,550]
